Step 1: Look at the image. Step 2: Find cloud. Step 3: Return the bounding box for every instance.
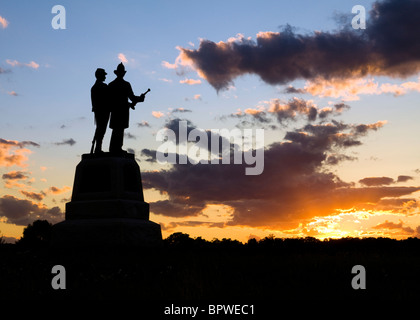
[54,138,76,146]
[294,76,420,101]
[283,85,306,94]
[240,99,348,124]
[2,170,31,189]
[2,170,29,180]
[372,220,415,235]
[171,107,192,114]
[161,117,236,157]
[162,61,178,69]
[185,94,202,102]
[118,53,128,63]
[137,121,151,128]
[20,191,45,201]
[142,106,416,229]
[0,139,39,167]
[161,220,225,231]
[0,195,63,226]
[180,78,202,85]
[6,59,39,69]
[0,15,9,29]
[152,111,165,118]
[140,148,157,163]
[0,67,11,74]
[397,175,413,183]
[172,0,420,91]
[47,186,71,195]
[359,176,394,186]
[124,132,136,139]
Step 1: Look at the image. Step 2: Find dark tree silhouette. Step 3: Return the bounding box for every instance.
[164,232,194,248]
[17,220,52,247]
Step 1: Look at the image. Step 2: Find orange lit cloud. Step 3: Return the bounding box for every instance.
[373,220,417,235]
[161,61,178,69]
[6,59,39,69]
[0,139,39,167]
[0,15,9,29]
[118,53,128,63]
[152,111,164,118]
[142,98,420,234]
[296,76,420,101]
[47,186,71,195]
[180,78,202,85]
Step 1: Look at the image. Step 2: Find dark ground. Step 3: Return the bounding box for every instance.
[1,234,420,302]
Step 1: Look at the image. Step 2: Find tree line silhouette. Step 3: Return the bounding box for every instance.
[2,219,420,300]
[3,219,420,253]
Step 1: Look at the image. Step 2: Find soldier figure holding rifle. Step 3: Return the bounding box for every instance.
[108,62,149,154]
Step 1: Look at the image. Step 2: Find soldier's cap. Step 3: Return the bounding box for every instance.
[95,68,107,77]
[114,62,126,76]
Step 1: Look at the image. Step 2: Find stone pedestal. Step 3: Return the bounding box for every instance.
[52,152,162,248]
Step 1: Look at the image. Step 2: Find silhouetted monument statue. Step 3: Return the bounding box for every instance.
[108,63,146,154]
[90,68,110,154]
[51,64,160,248]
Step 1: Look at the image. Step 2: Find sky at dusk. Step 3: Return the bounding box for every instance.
[2,0,420,243]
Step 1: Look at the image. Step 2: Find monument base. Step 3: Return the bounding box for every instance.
[51,218,162,248]
[66,199,150,220]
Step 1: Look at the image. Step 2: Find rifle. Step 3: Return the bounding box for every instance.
[130,88,151,110]
[90,136,95,154]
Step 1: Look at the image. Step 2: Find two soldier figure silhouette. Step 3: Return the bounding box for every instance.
[91,63,146,154]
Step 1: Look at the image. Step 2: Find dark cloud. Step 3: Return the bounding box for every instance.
[124,132,136,140]
[270,98,318,123]
[359,176,394,186]
[144,135,420,228]
[163,117,239,158]
[0,195,63,226]
[54,138,76,146]
[137,121,151,128]
[2,171,29,180]
[397,175,413,183]
[0,139,40,148]
[20,191,46,201]
[283,85,306,94]
[176,0,420,91]
[141,148,157,163]
[142,108,417,228]
[325,154,357,165]
[171,108,192,113]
